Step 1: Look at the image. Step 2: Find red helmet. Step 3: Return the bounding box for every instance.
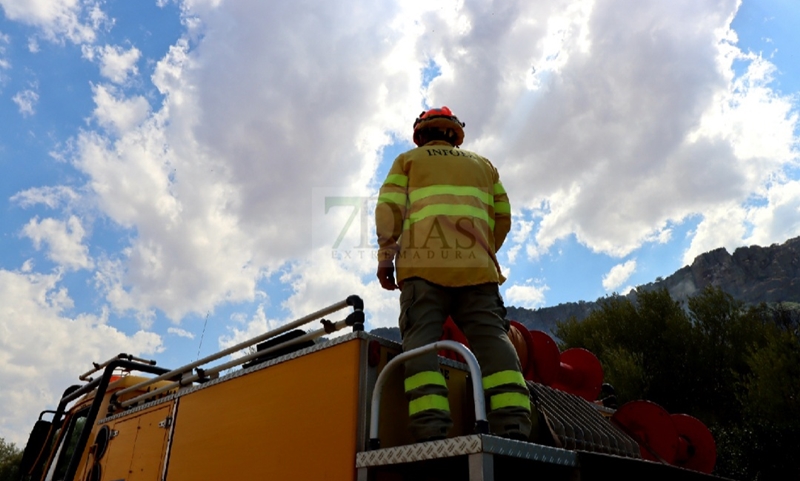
[412,106,465,146]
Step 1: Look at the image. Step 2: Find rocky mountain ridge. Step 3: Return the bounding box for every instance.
[509,236,800,334]
[369,236,800,340]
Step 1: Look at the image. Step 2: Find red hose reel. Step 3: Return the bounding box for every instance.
[612,400,717,473]
[513,326,603,402]
[439,318,603,402]
[437,318,716,474]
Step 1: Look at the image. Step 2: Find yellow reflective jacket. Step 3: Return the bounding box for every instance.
[375,141,511,286]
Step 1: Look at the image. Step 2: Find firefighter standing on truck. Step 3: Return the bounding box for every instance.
[375,106,532,441]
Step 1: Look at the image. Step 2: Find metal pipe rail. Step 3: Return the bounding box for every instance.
[79,353,157,381]
[117,297,365,409]
[368,340,489,450]
[113,296,361,401]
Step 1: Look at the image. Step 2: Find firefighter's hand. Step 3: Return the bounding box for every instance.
[377,261,398,291]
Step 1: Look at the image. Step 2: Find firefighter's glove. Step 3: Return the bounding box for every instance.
[377,261,399,291]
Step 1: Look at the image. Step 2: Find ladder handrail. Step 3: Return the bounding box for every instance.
[113,296,363,400]
[368,340,488,450]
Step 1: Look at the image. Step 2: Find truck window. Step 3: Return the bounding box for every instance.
[44,409,88,481]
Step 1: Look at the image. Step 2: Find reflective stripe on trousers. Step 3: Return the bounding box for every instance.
[405,370,450,416]
[482,370,531,412]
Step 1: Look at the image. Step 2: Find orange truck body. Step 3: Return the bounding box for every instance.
[18,302,727,481]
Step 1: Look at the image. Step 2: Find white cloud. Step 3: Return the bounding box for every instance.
[17,0,800,348]
[83,44,141,84]
[682,203,747,265]
[12,88,39,116]
[602,259,637,292]
[280,248,402,331]
[223,250,400,343]
[525,238,549,261]
[75,118,262,320]
[167,327,195,339]
[91,83,150,135]
[504,280,549,309]
[651,228,672,245]
[505,218,534,263]
[11,185,79,209]
[0,269,162,445]
[22,216,94,270]
[419,0,798,260]
[696,54,797,167]
[218,306,271,357]
[27,36,39,52]
[0,31,10,75]
[679,177,800,265]
[745,181,800,247]
[0,0,107,44]
[511,218,535,245]
[64,0,423,321]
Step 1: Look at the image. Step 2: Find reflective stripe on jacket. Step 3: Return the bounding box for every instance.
[375,141,510,286]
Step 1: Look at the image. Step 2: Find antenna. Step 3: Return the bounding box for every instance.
[196,311,210,361]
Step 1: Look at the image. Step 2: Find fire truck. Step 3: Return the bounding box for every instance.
[17,296,721,480]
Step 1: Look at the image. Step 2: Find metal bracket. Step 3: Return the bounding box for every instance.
[158,417,173,429]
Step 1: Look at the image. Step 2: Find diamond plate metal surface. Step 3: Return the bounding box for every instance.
[482,436,577,466]
[357,436,482,467]
[356,435,577,468]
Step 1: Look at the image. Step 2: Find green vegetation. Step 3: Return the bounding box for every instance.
[0,437,22,481]
[555,286,800,480]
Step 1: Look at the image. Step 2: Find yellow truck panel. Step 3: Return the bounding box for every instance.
[99,404,172,481]
[167,339,361,481]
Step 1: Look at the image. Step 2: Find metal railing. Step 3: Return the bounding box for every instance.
[79,353,157,381]
[368,340,488,450]
[111,295,364,409]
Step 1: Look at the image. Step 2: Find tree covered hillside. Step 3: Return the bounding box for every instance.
[556,286,800,480]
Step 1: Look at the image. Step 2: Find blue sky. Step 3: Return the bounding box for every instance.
[1,0,798,444]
